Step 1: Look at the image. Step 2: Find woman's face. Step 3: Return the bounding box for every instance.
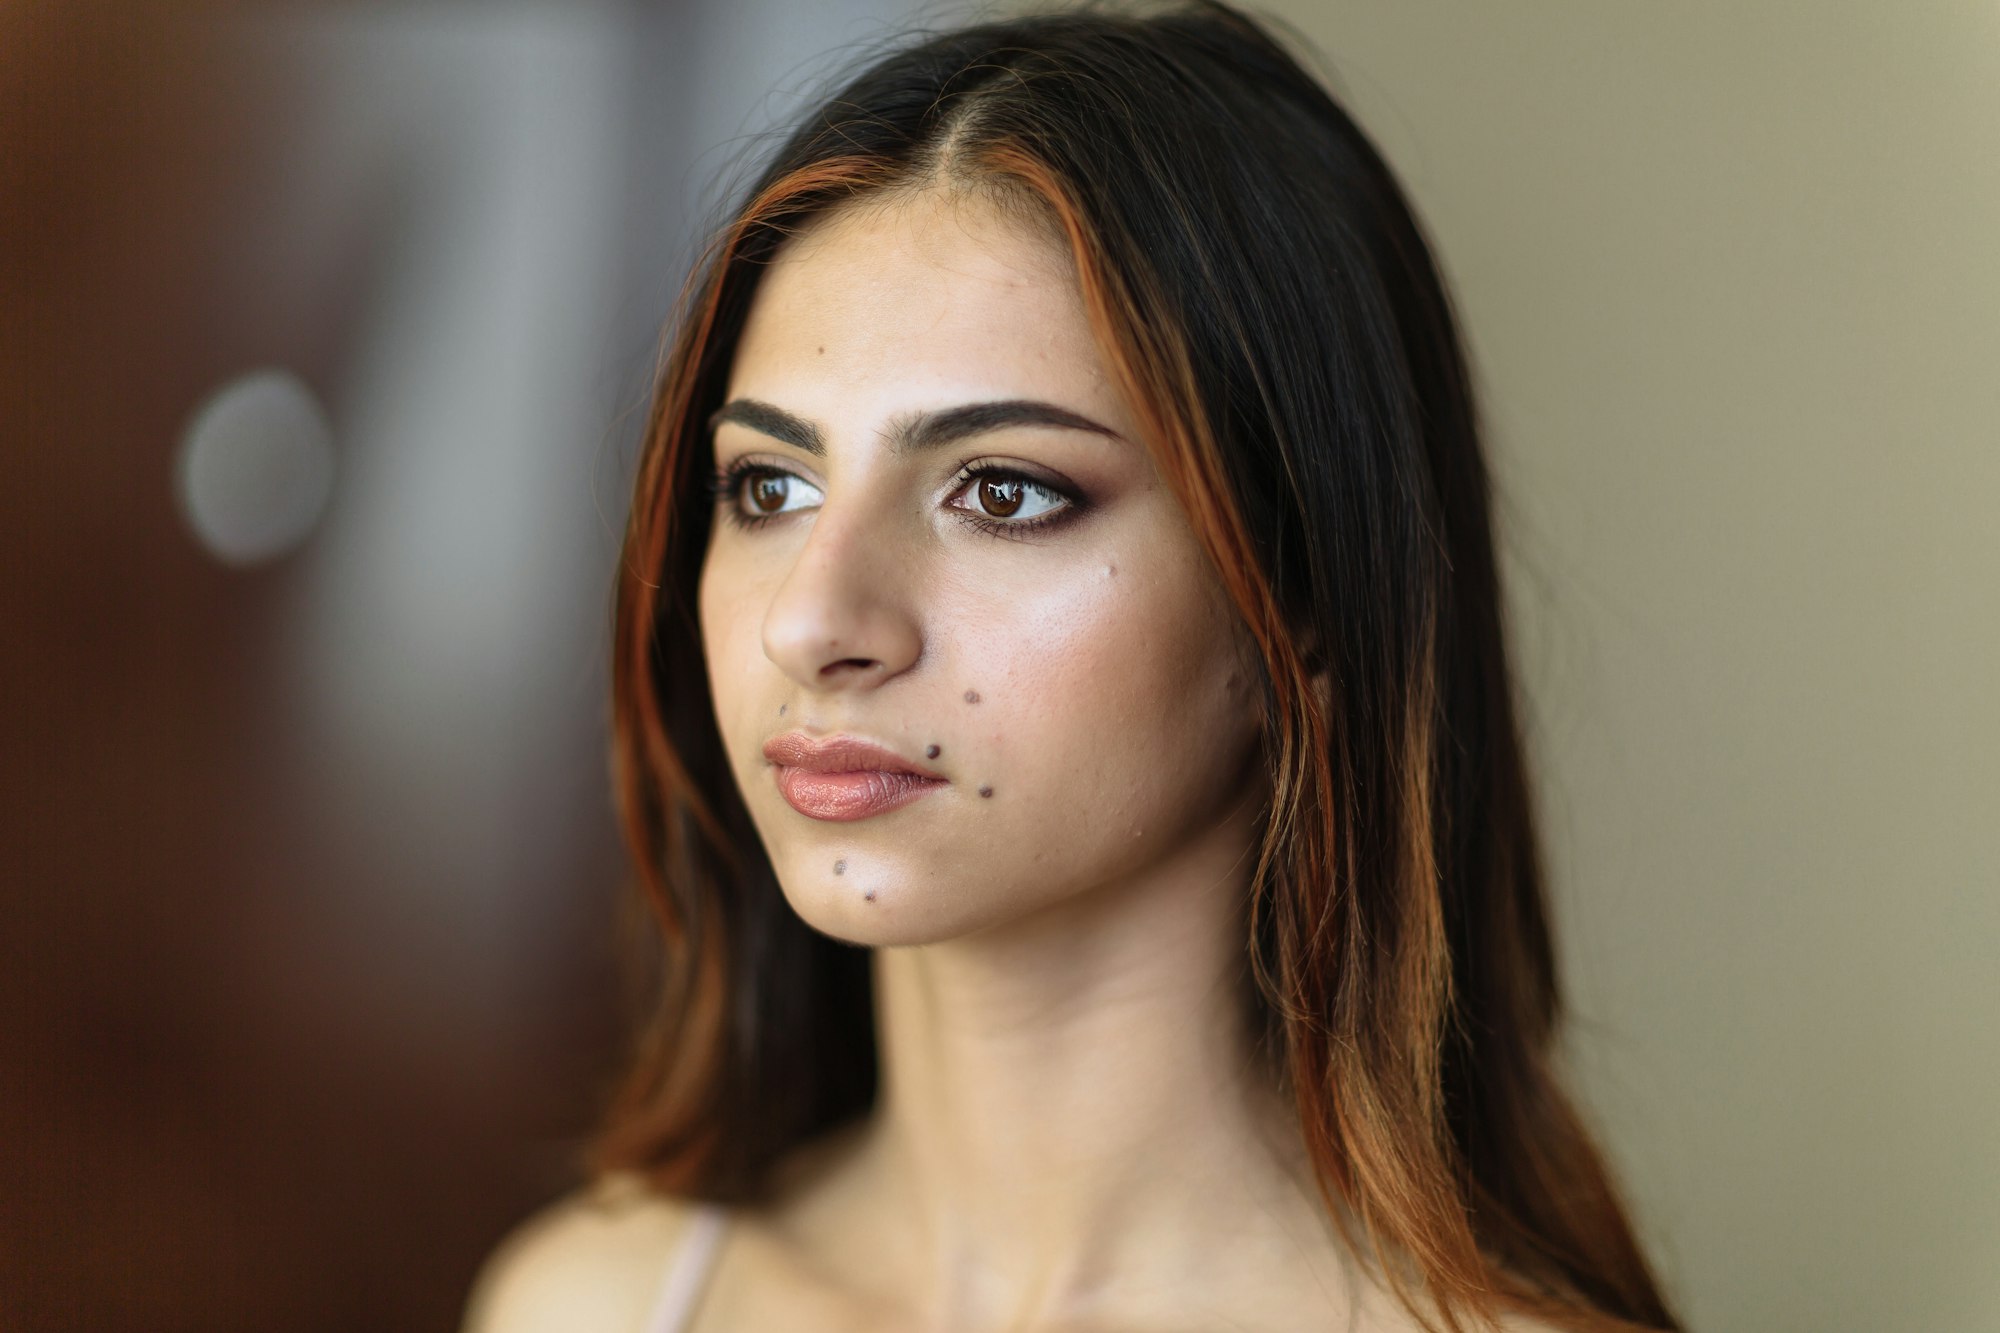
[697,189,1266,946]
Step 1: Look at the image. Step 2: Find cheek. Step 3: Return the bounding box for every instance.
[696,564,725,695]
[951,555,1249,842]
[697,557,765,757]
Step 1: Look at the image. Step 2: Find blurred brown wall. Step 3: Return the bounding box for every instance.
[1,9,629,1330]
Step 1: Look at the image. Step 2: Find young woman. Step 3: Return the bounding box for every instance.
[464,2,1682,1329]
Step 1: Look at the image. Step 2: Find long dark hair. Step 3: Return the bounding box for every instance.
[595,3,1680,1330]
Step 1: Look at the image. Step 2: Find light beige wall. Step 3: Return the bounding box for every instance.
[1255,3,2000,1329]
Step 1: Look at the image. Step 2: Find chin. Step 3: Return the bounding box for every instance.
[770,852,1036,949]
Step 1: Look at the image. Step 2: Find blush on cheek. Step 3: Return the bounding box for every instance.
[1018,572,1240,824]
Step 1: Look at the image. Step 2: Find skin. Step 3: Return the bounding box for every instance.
[464,189,1505,1332]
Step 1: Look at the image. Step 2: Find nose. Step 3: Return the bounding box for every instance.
[760,498,923,692]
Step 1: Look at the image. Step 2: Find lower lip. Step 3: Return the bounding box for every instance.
[773,766,946,821]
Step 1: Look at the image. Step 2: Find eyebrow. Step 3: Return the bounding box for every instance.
[705,397,1125,457]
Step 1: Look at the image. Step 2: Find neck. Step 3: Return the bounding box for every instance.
[818,785,1349,1327]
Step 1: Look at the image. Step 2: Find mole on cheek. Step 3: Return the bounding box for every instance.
[778,704,787,716]
[864,890,877,902]
[978,785,993,798]
[833,860,846,875]
[925,744,940,759]
[963,690,981,704]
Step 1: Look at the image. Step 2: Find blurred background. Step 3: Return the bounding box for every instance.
[2,2,1993,1330]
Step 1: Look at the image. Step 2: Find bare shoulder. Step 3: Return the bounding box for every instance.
[1346,1278,1593,1333]
[459,1172,706,1333]
[1485,1304,1619,1333]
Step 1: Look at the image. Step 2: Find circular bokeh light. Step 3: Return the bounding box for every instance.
[176,368,335,566]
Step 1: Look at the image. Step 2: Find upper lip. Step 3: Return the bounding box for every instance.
[762,732,945,779]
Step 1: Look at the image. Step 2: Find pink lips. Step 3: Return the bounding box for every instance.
[762,732,947,822]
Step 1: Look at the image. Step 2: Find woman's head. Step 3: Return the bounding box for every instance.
[603,3,1677,1330]
[699,187,1267,948]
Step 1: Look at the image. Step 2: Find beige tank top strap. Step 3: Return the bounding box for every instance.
[641,1202,729,1333]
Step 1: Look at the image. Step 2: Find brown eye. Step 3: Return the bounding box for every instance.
[750,473,788,513]
[978,476,1024,517]
[948,468,1072,528]
[716,465,821,523]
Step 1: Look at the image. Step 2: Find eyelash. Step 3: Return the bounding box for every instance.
[705,458,1086,540]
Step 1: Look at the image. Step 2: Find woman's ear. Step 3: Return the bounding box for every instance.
[1294,620,1334,719]
[1307,660,1333,719]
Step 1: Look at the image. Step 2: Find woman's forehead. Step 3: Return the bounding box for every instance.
[729,192,1109,407]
